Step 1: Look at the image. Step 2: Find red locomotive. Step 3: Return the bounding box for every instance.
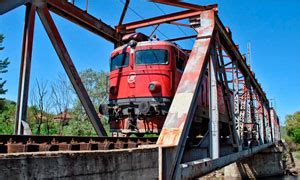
[100,33,229,137]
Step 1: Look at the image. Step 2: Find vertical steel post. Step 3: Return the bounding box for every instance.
[232,62,242,150]
[259,108,265,144]
[245,86,251,126]
[255,94,265,144]
[270,109,275,142]
[244,80,252,146]
[267,107,274,142]
[266,107,273,142]
[249,88,258,142]
[37,7,107,136]
[15,4,36,135]
[215,36,239,148]
[209,46,219,159]
[263,105,270,143]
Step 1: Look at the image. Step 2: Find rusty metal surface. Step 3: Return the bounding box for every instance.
[0,135,157,154]
[157,9,215,146]
[157,10,216,179]
[0,0,27,15]
[150,0,217,11]
[46,0,121,44]
[166,35,197,42]
[119,0,130,26]
[0,1,279,179]
[15,4,36,135]
[116,10,206,33]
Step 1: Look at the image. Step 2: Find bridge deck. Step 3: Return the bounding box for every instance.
[0,136,274,179]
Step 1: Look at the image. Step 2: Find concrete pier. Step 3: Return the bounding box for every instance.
[224,145,284,178]
[0,147,159,179]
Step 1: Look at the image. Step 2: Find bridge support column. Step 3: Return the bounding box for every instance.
[224,145,284,178]
[15,4,35,135]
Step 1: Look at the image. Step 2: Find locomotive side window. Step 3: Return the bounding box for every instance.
[110,53,129,71]
[135,49,168,65]
[176,57,185,72]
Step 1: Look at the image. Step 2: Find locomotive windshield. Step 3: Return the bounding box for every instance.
[135,49,168,65]
[110,53,129,71]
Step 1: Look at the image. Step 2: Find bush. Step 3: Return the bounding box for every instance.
[285,136,297,152]
[285,111,300,150]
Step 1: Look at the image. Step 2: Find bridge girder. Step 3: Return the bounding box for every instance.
[116,2,274,178]
[0,0,27,15]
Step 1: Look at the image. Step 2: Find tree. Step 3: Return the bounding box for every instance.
[0,34,10,110]
[51,74,74,135]
[0,100,16,134]
[78,68,108,107]
[69,69,109,136]
[285,111,300,144]
[30,79,53,135]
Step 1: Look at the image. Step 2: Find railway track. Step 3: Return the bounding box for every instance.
[0,135,158,154]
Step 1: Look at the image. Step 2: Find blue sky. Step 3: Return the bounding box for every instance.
[0,0,299,125]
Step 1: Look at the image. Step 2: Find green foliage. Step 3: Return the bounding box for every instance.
[78,68,108,107]
[285,111,300,144]
[0,100,16,134]
[0,34,10,97]
[293,128,300,143]
[68,69,110,136]
[0,69,110,136]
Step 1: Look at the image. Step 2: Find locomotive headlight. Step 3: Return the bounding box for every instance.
[149,84,156,91]
[148,82,161,93]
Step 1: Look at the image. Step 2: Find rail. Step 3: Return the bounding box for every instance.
[0,135,157,154]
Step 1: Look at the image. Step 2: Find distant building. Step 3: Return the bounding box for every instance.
[54,111,72,122]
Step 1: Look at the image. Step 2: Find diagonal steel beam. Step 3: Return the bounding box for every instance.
[118,0,130,26]
[15,3,36,135]
[215,36,240,149]
[166,35,197,42]
[150,0,217,11]
[37,7,107,136]
[157,10,216,179]
[45,0,121,45]
[0,0,27,15]
[116,9,205,33]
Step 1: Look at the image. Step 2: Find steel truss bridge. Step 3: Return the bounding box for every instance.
[0,0,281,179]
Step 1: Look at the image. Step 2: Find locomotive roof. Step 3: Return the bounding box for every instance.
[113,40,186,53]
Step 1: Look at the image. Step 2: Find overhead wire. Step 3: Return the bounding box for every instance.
[119,0,169,40]
[152,2,194,44]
